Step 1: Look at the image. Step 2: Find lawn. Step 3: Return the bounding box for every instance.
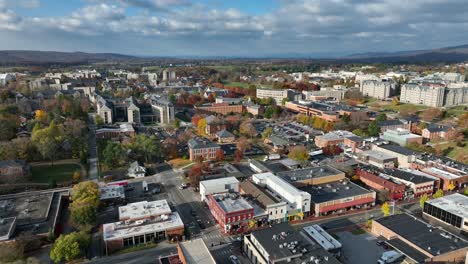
[31,164,81,183]
[381,103,429,112]
[223,81,251,88]
[168,158,193,169]
[444,105,467,118]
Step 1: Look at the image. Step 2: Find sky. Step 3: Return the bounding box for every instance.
[0,0,467,57]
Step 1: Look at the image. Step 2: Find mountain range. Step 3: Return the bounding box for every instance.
[1,44,468,65]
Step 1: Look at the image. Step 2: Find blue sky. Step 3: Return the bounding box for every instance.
[0,0,467,57]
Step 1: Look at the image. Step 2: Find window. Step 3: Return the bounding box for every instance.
[134,235,145,245]
[123,237,134,247]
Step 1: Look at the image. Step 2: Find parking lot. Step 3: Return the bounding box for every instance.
[335,230,387,264]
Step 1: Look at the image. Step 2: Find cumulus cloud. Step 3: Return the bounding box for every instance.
[0,0,468,55]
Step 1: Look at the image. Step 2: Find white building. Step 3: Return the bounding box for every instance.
[0,73,14,86]
[252,172,311,216]
[150,98,175,125]
[256,88,296,104]
[423,193,468,233]
[127,161,146,178]
[400,84,446,107]
[199,177,239,202]
[360,80,396,99]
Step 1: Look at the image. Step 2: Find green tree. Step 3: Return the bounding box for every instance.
[419,193,429,208]
[368,121,380,136]
[50,232,90,263]
[31,121,64,164]
[128,134,160,163]
[261,127,273,140]
[69,181,100,228]
[174,118,180,129]
[264,106,274,119]
[381,202,391,217]
[375,113,387,122]
[433,189,444,199]
[102,142,126,169]
[94,115,104,127]
[464,188,468,196]
[288,145,309,163]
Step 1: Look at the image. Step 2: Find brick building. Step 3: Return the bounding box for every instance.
[195,102,244,115]
[187,137,220,161]
[356,167,406,200]
[206,193,254,234]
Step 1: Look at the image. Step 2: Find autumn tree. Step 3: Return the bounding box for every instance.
[72,171,81,183]
[381,202,391,217]
[447,182,456,191]
[236,137,251,153]
[34,109,48,123]
[419,193,429,208]
[261,127,273,140]
[433,189,444,199]
[240,120,257,138]
[234,149,243,162]
[69,181,100,229]
[288,145,309,163]
[188,164,203,187]
[197,118,207,135]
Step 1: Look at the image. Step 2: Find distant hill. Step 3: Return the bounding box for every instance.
[343,44,468,63]
[0,50,137,66]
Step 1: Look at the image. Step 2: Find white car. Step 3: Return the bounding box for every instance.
[229,255,239,264]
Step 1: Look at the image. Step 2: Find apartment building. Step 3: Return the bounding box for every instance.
[187,137,221,161]
[256,88,296,104]
[360,79,396,99]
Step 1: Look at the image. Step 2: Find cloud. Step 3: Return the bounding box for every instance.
[1,0,468,56]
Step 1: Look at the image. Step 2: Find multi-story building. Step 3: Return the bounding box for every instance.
[423,193,468,233]
[239,180,288,224]
[400,83,468,107]
[150,98,175,125]
[360,80,396,99]
[102,200,184,253]
[96,95,141,124]
[356,166,406,200]
[381,168,436,197]
[187,137,221,161]
[285,101,368,123]
[195,102,244,115]
[372,144,420,168]
[301,179,376,216]
[400,84,446,107]
[302,87,346,101]
[199,177,239,202]
[357,150,398,169]
[95,123,135,140]
[0,73,14,86]
[252,172,311,220]
[256,88,296,104]
[377,119,411,133]
[371,213,468,264]
[382,128,423,146]
[206,193,254,234]
[314,130,356,148]
[422,125,457,141]
[277,166,346,187]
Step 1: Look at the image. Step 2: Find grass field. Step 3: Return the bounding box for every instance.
[31,164,81,183]
[444,105,467,118]
[168,158,193,169]
[223,81,250,88]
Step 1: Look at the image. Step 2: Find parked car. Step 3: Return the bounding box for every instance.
[229,255,239,264]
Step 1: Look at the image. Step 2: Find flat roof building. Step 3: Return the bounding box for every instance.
[243,223,341,264]
[206,193,254,234]
[382,128,423,146]
[300,179,376,216]
[423,193,468,233]
[199,177,239,202]
[372,213,468,263]
[303,225,342,257]
[177,238,216,264]
[103,200,184,254]
[253,172,311,220]
[277,166,346,187]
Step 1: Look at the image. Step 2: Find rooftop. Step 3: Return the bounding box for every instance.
[302,225,342,251]
[0,217,16,241]
[178,238,216,264]
[200,177,239,190]
[0,192,53,226]
[359,150,397,161]
[100,185,125,200]
[277,166,344,182]
[425,193,468,219]
[240,180,281,207]
[188,137,219,149]
[375,144,420,156]
[103,212,184,241]
[317,130,356,141]
[375,213,468,257]
[300,179,374,204]
[217,129,234,138]
[118,200,172,221]
[211,193,253,213]
[383,169,435,184]
[377,119,406,127]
